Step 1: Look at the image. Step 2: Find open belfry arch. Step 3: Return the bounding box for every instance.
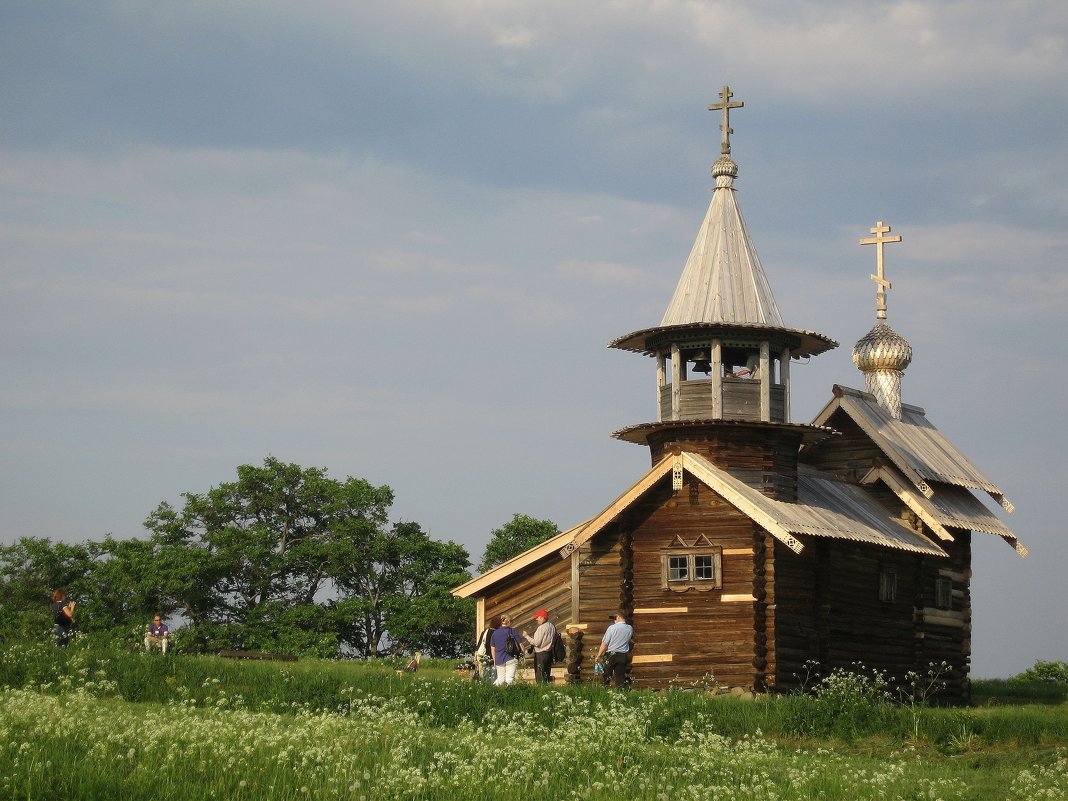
[453,87,1023,700]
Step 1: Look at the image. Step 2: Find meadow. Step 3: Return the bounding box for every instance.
[1,638,1065,800]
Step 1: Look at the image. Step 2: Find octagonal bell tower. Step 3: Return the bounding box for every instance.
[609,87,838,500]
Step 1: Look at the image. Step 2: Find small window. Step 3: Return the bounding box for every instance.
[935,577,952,609]
[661,538,722,592]
[668,555,689,581]
[879,568,897,603]
[693,554,715,580]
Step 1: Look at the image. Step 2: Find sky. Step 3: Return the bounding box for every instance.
[1,1,1065,678]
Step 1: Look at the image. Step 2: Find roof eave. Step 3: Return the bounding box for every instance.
[609,322,838,359]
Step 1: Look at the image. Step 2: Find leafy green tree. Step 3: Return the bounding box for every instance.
[478,513,558,573]
[333,521,472,657]
[141,457,472,657]
[142,457,393,650]
[1,457,474,658]
[0,537,94,640]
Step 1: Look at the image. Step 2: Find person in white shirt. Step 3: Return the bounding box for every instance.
[522,609,557,683]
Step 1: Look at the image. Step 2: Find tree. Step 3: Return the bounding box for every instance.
[142,456,472,656]
[1,457,475,657]
[0,535,166,640]
[478,513,558,573]
[142,456,394,651]
[333,521,472,657]
[0,537,93,639]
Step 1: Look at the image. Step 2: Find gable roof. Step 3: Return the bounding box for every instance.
[451,520,588,599]
[454,450,951,597]
[859,463,1027,556]
[812,385,1014,512]
[683,455,947,557]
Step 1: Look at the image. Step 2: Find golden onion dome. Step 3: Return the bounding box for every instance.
[852,321,912,373]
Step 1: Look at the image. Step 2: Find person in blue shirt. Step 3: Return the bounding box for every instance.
[595,611,633,689]
[144,616,170,654]
[489,614,522,685]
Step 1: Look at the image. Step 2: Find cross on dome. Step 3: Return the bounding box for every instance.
[860,220,901,320]
[708,85,743,155]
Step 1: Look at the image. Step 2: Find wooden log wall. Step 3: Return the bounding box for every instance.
[659,380,786,423]
[769,538,819,693]
[799,410,884,482]
[575,527,626,673]
[483,550,572,634]
[622,480,761,690]
[772,533,972,703]
[913,531,972,703]
[753,529,776,692]
[646,425,803,501]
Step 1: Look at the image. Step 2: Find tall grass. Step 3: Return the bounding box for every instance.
[1,638,1065,800]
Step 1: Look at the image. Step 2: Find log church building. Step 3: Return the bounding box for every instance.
[453,87,1024,701]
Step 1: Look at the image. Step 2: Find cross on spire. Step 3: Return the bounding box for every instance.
[859,220,902,320]
[708,85,743,155]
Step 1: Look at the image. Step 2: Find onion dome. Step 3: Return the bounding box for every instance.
[712,155,738,188]
[852,321,913,373]
[855,221,910,419]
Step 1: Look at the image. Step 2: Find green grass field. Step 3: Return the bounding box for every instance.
[1,639,1064,800]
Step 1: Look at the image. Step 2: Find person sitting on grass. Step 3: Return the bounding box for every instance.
[144,615,169,654]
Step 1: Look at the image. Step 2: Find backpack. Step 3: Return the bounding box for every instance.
[551,629,566,663]
[474,627,492,657]
[505,631,521,658]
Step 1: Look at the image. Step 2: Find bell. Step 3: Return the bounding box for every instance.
[691,350,712,374]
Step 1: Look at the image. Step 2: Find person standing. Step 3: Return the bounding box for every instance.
[51,589,75,647]
[144,615,170,654]
[595,611,633,689]
[522,609,556,684]
[489,614,522,686]
[474,621,496,682]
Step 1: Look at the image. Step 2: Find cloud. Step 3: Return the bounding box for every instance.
[556,259,652,287]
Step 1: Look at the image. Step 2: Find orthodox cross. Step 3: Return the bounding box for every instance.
[708,85,743,155]
[860,220,901,320]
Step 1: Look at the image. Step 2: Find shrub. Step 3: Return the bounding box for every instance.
[1013,660,1068,685]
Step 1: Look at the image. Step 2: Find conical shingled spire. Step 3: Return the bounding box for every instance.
[609,87,837,453]
[660,151,784,328]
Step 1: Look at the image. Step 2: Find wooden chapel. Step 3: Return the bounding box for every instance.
[452,87,1024,701]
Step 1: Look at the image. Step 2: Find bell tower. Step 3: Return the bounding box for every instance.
[609,87,838,500]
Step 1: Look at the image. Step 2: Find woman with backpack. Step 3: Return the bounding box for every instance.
[488,614,523,686]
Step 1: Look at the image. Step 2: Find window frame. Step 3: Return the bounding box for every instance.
[661,544,722,592]
[879,567,898,603]
[935,576,953,610]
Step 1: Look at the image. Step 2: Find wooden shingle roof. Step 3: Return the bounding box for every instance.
[660,175,783,328]
[453,450,956,598]
[812,385,1014,512]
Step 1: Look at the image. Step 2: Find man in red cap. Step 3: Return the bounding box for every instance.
[522,609,556,684]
